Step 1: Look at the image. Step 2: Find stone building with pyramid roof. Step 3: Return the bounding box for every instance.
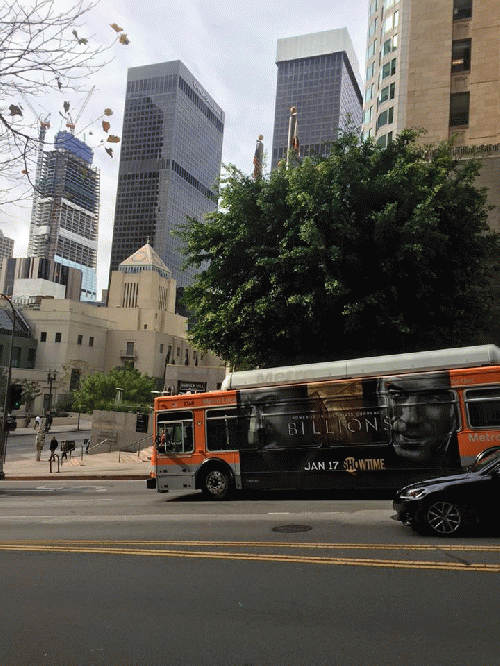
[8,242,225,414]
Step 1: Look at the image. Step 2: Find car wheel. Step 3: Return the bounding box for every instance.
[201,467,232,500]
[424,500,464,536]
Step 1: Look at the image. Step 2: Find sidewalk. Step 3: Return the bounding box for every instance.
[3,423,153,481]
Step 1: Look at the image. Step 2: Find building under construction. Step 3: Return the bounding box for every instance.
[28,131,100,301]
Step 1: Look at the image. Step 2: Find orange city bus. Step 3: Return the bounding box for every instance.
[147,345,500,499]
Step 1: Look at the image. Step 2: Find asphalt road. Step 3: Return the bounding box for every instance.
[1,481,499,666]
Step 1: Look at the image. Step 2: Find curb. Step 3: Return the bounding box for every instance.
[3,474,149,481]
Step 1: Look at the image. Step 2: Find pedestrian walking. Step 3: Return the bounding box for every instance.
[35,415,40,430]
[45,413,53,432]
[49,436,58,461]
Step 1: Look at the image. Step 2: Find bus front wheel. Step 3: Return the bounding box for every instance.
[201,467,232,500]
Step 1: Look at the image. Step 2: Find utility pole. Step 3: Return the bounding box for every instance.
[0,295,17,480]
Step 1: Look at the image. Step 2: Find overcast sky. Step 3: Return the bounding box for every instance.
[5,0,368,297]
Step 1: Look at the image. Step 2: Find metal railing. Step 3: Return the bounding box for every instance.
[118,434,152,462]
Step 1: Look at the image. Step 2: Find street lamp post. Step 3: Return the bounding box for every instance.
[0,294,17,480]
[46,370,57,415]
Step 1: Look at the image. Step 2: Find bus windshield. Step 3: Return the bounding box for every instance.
[157,411,193,454]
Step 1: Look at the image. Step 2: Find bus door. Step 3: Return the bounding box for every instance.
[156,410,195,492]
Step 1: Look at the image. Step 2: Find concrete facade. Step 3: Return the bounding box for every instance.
[362,0,500,229]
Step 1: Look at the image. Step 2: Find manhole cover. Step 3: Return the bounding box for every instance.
[272,524,312,533]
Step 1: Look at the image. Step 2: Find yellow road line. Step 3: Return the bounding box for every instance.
[5,539,500,553]
[0,543,498,572]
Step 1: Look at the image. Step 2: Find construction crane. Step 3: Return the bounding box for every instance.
[19,93,50,186]
[65,87,95,134]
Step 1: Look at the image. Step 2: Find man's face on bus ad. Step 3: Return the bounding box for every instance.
[383,372,456,464]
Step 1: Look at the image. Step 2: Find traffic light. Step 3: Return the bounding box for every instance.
[8,384,23,411]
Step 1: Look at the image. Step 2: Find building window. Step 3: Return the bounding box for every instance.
[453,0,472,20]
[450,92,470,126]
[55,332,61,343]
[383,35,398,55]
[376,107,394,130]
[378,82,396,107]
[365,84,374,103]
[89,337,94,347]
[366,39,377,59]
[77,334,83,345]
[40,332,47,342]
[382,58,397,80]
[452,39,471,72]
[384,11,398,33]
[27,348,36,369]
[12,346,21,368]
[126,341,135,355]
[364,106,373,124]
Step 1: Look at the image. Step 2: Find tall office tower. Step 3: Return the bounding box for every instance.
[362,0,500,228]
[271,28,363,171]
[0,230,14,264]
[109,60,225,287]
[28,131,99,301]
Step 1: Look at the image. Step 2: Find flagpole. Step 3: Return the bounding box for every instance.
[253,135,264,179]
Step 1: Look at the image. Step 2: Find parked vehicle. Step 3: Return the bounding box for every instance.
[393,446,500,535]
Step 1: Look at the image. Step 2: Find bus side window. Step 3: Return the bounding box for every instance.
[206,408,251,451]
[465,388,500,428]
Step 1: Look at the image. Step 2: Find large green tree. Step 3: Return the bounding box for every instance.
[178,130,500,368]
[72,367,155,414]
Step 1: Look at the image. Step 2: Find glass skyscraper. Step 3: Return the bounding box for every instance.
[110,60,224,287]
[28,131,99,301]
[271,29,363,170]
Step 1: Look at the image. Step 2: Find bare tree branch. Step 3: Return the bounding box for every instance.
[0,0,115,202]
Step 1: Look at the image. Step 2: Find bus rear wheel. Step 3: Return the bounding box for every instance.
[201,467,232,500]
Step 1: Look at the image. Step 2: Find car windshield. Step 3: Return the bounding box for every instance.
[472,447,500,473]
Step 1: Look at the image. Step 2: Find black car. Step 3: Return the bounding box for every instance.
[393,446,500,536]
